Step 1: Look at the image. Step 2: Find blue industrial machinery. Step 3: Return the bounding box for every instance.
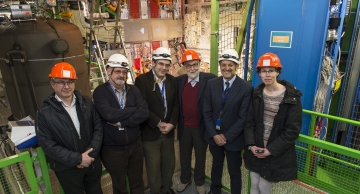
[253,0,347,135]
[333,0,360,148]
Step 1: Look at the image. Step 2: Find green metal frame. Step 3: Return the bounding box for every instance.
[210,0,254,76]
[301,109,360,194]
[0,152,39,194]
[35,147,53,193]
[303,109,360,137]
[235,0,253,54]
[210,0,220,75]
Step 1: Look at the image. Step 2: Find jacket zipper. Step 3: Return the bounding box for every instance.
[53,99,82,152]
[107,85,129,148]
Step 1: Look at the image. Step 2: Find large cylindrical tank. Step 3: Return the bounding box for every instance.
[0,18,91,119]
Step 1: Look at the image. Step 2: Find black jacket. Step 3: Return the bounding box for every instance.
[93,82,149,148]
[135,71,179,141]
[36,91,103,172]
[244,80,302,182]
[176,72,217,139]
[203,76,253,151]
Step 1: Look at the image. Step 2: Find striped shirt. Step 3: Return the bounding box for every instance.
[263,89,285,147]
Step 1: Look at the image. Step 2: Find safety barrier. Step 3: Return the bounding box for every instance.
[1,109,360,193]
[298,110,360,194]
[0,151,38,194]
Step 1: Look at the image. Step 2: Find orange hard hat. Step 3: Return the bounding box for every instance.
[49,62,78,80]
[256,52,282,69]
[182,50,200,63]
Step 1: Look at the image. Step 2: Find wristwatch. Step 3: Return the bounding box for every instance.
[248,145,252,150]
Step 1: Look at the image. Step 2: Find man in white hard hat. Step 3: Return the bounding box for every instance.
[93,54,149,193]
[203,49,253,194]
[135,47,179,194]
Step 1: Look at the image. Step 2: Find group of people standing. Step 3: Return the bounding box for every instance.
[35,47,302,194]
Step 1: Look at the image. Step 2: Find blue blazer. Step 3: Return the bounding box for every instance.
[203,76,253,151]
[176,72,217,139]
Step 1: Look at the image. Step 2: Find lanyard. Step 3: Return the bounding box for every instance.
[158,80,167,118]
[108,81,125,109]
[160,82,165,105]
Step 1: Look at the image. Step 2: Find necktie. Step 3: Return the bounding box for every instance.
[191,80,197,87]
[224,81,230,95]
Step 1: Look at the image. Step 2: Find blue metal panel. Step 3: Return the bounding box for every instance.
[253,0,329,134]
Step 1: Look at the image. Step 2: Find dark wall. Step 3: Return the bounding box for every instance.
[0,18,91,119]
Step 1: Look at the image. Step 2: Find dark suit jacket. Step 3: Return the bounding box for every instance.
[135,70,179,141]
[203,76,253,151]
[177,72,217,140]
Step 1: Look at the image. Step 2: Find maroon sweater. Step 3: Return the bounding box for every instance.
[181,81,200,128]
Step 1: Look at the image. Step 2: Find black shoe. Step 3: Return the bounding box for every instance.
[166,189,176,194]
[207,191,221,194]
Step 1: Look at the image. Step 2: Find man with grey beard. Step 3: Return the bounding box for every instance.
[175,50,216,194]
[93,54,149,194]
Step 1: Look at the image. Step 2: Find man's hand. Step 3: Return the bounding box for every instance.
[213,134,226,146]
[77,148,95,168]
[158,122,166,129]
[107,122,120,127]
[160,123,174,134]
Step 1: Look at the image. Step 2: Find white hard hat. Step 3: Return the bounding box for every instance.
[152,47,172,62]
[218,49,240,64]
[106,54,130,70]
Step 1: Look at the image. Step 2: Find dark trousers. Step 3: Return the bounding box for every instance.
[179,126,208,186]
[209,144,242,194]
[55,159,102,194]
[143,134,175,194]
[101,138,144,194]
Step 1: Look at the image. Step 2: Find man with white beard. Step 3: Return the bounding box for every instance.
[175,50,216,194]
[93,54,149,194]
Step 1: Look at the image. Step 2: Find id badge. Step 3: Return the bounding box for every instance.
[216,118,220,130]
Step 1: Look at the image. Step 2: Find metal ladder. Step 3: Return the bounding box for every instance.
[82,0,136,91]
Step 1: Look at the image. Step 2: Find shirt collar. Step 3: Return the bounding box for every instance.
[152,69,166,83]
[55,94,76,107]
[223,75,236,88]
[187,75,199,83]
[108,80,125,93]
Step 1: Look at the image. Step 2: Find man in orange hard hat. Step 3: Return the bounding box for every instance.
[36,62,103,194]
[175,50,216,194]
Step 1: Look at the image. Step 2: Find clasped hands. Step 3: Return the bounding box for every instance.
[158,122,174,134]
[213,134,227,146]
[77,148,95,168]
[249,145,271,158]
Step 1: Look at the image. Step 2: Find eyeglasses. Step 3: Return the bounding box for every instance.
[156,61,171,68]
[113,70,128,75]
[185,62,199,69]
[220,54,239,60]
[260,69,276,74]
[153,53,171,58]
[52,80,75,87]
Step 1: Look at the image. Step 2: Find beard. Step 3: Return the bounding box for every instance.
[187,70,200,80]
[111,76,126,86]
